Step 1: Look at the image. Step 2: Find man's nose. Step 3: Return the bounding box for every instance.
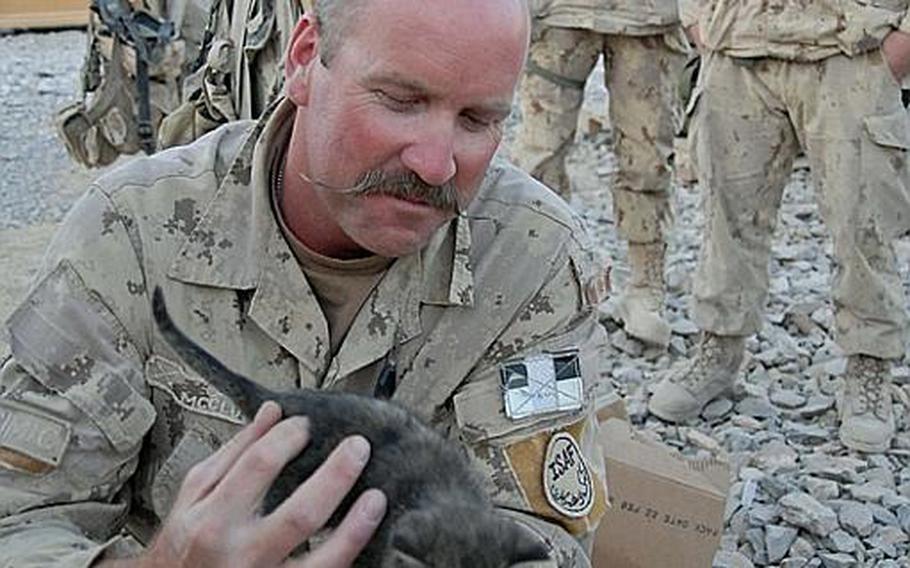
[400,121,457,187]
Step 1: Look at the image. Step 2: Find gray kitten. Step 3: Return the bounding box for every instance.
[152,287,550,567]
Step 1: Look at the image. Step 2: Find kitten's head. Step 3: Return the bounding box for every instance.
[380,505,550,567]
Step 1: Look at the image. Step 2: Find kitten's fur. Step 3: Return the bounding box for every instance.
[152,287,549,567]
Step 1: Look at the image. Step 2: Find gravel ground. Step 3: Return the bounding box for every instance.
[1,30,909,568]
[0,29,107,230]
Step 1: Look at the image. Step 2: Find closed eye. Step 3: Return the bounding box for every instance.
[373,89,421,112]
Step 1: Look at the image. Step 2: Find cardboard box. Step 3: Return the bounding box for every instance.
[593,419,730,568]
[0,0,88,29]
[592,383,629,424]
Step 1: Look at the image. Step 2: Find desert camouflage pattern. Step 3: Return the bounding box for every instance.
[531,0,692,36]
[156,0,307,148]
[692,0,910,61]
[0,99,609,567]
[58,0,307,167]
[512,26,685,244]
[690,51,910,359]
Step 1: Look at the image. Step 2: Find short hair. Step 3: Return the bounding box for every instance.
[313,0,366,65]
[312,0,530,65]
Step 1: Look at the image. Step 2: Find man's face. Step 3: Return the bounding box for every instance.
[286,0,528,258]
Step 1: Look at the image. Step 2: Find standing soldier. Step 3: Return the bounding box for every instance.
[58,0,311,168]
[649,1,910,454]
[511,0,695,347]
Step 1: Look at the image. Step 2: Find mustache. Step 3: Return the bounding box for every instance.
[299,169,462,213]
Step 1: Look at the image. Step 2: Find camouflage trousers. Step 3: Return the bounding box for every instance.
[512,27,685,244]
[692,52,910,359]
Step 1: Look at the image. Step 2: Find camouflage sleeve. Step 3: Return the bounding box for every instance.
[678,0,704,28]
[0,187,154,566]
[451,247,611,568]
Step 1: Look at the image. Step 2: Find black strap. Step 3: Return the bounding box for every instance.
[525,59,587,91]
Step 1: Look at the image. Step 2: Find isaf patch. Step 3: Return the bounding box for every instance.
[543,432,594,518]
[499,350,583,420]
[0,399,72,474]
[502,418,607,536]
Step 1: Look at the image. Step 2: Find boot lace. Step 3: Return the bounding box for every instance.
[673,335,721,388]
[849,357,890,421]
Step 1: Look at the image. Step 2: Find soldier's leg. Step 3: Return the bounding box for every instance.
[649,55,800,422]
[511,26,601,198]
[795,52,910,452]
[605,33,685,347]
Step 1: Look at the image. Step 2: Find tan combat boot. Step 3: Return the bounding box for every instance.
[648,332,745,422]
[614,242,671,347]
[838,354,895,453]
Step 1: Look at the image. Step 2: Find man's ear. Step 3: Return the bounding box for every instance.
[285,14,320,106]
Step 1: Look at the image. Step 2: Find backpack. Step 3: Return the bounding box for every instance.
[57,0,308,168]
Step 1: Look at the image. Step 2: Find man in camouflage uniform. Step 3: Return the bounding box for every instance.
[0,0,611,565]
[649,0,910,454]
[511,0,694,347]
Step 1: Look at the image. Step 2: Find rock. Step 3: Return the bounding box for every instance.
[849,482,896,504]
[826,529,858,554]
[669,335,688,356]
[609,329,643,357]
[747,504,780,526]
[703,397,735,421]
[802,455,864,484]
[864,467,895,489]
[818,552,858,568]
[797,395,835,418]
[838,501,875,537]
[865,525,908,558]
[771,388,808,409]
[670,317,699,336]
[736,397,780,420]
[803,476,841,501]
[783,421,832,445]
[780,492,839,536]
[765,524,798,563]
[868,503,899,527]
[613,365,645,386]
[789,536,817,558]
[712,550,755,568]
[744,527,766,560]
[731,415,764,430]
[686,428,722,453]
[897,504,910,534]
[753,440,799,472]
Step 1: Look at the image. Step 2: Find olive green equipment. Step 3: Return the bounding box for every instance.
[58,0,307,168]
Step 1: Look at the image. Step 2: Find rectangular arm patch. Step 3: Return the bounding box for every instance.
[0,399,72,474]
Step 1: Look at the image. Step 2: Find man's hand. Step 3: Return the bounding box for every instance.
[883,30,910,83]
[103,401,386,568]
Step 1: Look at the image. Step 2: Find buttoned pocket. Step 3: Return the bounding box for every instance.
[860,107,910,236]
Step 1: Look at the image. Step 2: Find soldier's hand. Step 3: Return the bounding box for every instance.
[883,30,910,83]
[104,401,386,568]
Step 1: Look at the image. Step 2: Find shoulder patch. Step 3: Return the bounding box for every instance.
[544,432,594,518]
[500,350,583,420]
[502,418,608,535]
[0,399,72,474]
